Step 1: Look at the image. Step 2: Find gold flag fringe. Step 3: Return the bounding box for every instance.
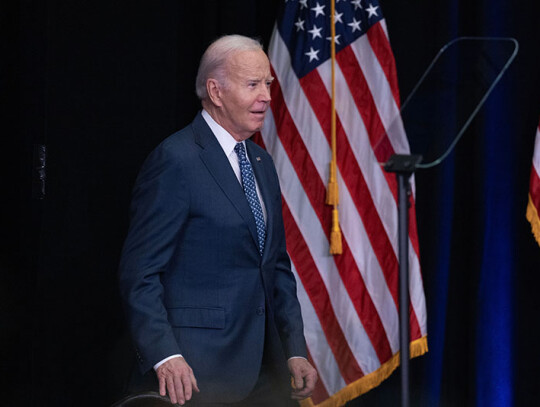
[300,336,429,407]
[526,194,540,247]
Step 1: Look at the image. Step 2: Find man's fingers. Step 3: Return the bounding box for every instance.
[292,385,312,398]
[291,377,311,398]
[180,372,192,401]
[288,358,318,400]
[155,357,198,405]
[191,372,200,393]
[173,374,186,405]
[293,372,305,391]
[304,370,317,392]
[159,376,167,397]
[292,381,314,399]
[166,375,178,405]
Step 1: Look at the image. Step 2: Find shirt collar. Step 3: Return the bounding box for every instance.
[201,109,244,158]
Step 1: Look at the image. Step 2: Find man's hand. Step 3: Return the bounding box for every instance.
[155,357,199,405]
[287,358,318,400]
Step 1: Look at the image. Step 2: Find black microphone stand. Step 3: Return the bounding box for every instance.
[384,154,422,407]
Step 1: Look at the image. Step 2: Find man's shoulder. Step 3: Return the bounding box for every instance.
[159,128,192,153]
[153,114,205,158]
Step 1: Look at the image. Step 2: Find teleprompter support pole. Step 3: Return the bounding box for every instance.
[384,154,422,407]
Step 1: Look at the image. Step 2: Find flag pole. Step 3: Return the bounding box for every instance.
[327,0,342,254]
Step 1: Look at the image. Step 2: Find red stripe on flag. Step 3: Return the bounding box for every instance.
[336,45,422,257]
[270,73,394,363]
[367,22,402,109]
[530,165,540,210]
[282,198,364,383]
[335,45,397,187]
[408,196,422,261]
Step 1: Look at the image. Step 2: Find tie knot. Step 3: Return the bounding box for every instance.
[234,143,246,160]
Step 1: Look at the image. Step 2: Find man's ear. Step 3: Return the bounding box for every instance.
[207,79,222,107]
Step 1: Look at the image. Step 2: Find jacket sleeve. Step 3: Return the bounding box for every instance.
[267,159,308,360]
[118,141,189,373]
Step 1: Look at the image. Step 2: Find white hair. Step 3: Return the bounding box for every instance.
[195,35,263,101]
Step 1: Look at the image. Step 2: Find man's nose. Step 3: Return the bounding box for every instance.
[260,84,271,102]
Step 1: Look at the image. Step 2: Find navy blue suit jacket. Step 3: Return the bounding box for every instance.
[119,112,307,402]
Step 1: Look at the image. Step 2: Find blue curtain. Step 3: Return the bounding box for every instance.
[352,0,540,405]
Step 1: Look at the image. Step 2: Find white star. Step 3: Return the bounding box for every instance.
[305,47,320,62]
[366,3,379,18]
[334,11,344,24]
[295,17,305,31]
[350,0,363,10]
[348,17,362,32]
[299,0,308,9]
[308,24,323,39]
[326,34,341,45]
[311,2,326,17]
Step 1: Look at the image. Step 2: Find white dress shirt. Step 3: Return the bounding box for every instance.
[201,109,267,222]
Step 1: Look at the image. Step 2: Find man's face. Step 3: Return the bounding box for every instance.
[215,49,273,141]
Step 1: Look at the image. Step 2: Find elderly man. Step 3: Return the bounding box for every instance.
[119,35,317,406]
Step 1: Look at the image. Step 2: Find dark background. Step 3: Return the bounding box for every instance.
[2,0,539,406]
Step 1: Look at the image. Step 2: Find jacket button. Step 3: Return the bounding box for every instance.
[256,306,265,315]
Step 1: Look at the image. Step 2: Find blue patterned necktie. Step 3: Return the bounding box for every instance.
[234,143,266,256]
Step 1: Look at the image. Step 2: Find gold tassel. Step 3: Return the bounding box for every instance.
[329,208,342,254]
[326,163,339,205]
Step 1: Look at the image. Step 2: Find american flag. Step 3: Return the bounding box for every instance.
[527,117,540,247]
[256,1,428,405]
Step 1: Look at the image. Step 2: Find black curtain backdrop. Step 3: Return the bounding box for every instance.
[2,1,539,406]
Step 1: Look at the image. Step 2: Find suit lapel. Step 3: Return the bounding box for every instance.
[192,114,260,252]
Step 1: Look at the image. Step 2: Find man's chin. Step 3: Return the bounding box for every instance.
[251,126,263,135]
[252,119,266,131]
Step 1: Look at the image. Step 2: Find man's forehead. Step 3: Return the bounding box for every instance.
[227,50,270,75]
